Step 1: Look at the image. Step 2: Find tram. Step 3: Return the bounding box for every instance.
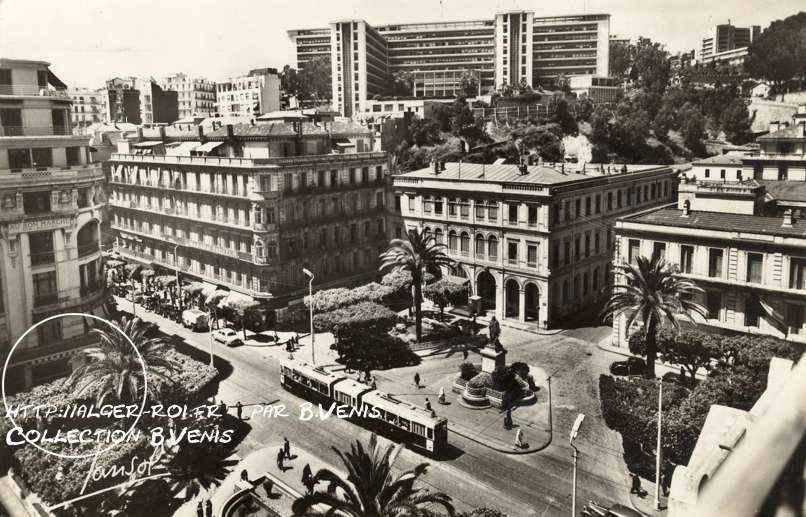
[280,360,448,454]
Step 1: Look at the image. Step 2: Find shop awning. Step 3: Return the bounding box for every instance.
[224,290,254,308]
[166,141,201,155]
[133,141,163,148]
[193,141,223,154]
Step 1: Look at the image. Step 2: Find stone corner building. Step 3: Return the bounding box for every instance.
[108,114,390,326]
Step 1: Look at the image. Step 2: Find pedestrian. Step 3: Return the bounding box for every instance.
[413,372,421,388]
[276,448,285,471]
[438,387,446,404]
[294,332,299,345]
[196,499,204,517]
[219,400,227,418]
[371,379,377,390]
[236,401,243,420]
[283,437,291,459]
[302,463,312,484]
[425,398,432,411]
[263,479,274,498]
[462,347,469,360]
[204,499,212,517]
[273,330,279,342]
[515,428,524,449]
[630,473,642,495]
[304,476,317,495]
[240,469,249,483]
[504,408,513,430]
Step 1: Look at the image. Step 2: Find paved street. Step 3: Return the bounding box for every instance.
[116,298,634,516]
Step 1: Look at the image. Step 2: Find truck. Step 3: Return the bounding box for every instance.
[182,309,209,331]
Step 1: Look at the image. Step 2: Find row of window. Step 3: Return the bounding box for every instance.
[626,239,806,290]
[554,180,672,225]
[703,290,804,337]
[7,146,84,170]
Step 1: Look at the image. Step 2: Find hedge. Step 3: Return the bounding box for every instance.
[305,282,395,313]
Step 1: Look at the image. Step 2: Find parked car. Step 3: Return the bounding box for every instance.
[609,357,646,377]
[212,327,242,347]
[182,309,209,331]
[582,501,642,517]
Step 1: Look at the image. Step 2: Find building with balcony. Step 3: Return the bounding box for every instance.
[215,68,281,118]
[289,11,610,117]
[0,59,108,392]
[67,87,108,129]
[107,113,389,324]
[391,160,678,329]
[103,77,178,125]
[161,73,217,119]
[611,173,806,348]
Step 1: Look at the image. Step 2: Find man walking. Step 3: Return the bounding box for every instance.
[236,401,244,420]
[276,448,285,471]
[204,499,212,517]
[515,428,525,449]
[630,473,642,495]
[504,408,513,430]
[413,372,421,388]
[283,437,291,459]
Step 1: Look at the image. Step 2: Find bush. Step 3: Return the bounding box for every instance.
[305,283,394,313]
[467,372,492,389]
[459,362,478,381]
[510,362,530,379]
[313,301,397,335]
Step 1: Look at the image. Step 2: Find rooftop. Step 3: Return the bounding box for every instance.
[625,207,806,238]
[400,162,669,186]
[692,152,746,166]
[758,125,806,141]
[760,180,806,203]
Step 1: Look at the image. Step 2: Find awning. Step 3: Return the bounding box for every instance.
[200,282,219,297]
[166,141,201,156]
[47,70,67,89]
[133,141,163,148]
[224,290,254,308]
[193,141,224,154]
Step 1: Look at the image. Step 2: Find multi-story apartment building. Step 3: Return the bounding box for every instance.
[107,115,389,323]
[161,73,216,119]
[103,77,178,125]
[0,59,108,391]
[391,160,678,329]
[290,11,610,117]
[611,112,806,347]
[215,68,281,118]
[698,22,760,65]
[67,87,107,129]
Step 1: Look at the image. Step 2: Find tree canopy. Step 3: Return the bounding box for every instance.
[746,12,806,94]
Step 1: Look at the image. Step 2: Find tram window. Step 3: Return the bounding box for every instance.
[412,422,426,436]
[399,418,410,430]
[428,428,433,439]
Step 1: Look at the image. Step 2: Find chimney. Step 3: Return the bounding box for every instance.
[783,209,793,227]
[158,126,166,142]
[197,125,205,142]
[226,124,234,139]
[440,161,446,172]
[682,199,691,217]
[433,161,440,175]
[136,127,143,140]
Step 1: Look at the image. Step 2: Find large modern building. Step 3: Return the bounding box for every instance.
[611,110,806,347]
[67,87,108,130]
[0,59,108,391]
[215,68,281,118]
[161,73,217,119]
[289,11,610,117]
[391,160,678,329]
[107,113,389,324]
[697,22,760,65]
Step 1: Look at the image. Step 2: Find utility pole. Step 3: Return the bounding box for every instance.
[174,244,180,310]
[302,268,315,364]
[655,379,663,510]
[570,413,585,517]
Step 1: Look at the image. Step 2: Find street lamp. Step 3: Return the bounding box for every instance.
[655,379,663,510]
[302,268,315,365]
[173,244,180,310]
[570,413,585,517]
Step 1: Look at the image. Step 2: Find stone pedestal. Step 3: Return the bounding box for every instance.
[480,344,506,373]
[468,295,482,315]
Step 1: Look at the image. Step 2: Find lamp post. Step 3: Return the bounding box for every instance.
[570,413,585,517]
[655,379,663,510]
[208,330,214,368]
[302,268,315,365]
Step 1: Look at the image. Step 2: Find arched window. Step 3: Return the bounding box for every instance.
[488,235,498,259]
[77,221,99,258]
[475,234,486,257]
[434,228,443,245]
[448,230,458,251]
[460,232,470,254]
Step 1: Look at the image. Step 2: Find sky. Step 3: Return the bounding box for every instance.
[0,0,802,88]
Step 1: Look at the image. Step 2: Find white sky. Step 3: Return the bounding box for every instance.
[0,0,801,88]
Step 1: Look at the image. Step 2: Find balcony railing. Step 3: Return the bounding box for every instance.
[110,151,387,169]
[0,85,70,97]
[30,251,55,266]
[0,125,73,137]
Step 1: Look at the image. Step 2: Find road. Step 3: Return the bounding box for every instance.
[118,299,632,516]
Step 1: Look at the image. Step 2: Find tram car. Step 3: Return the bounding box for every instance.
[280,360,448,454]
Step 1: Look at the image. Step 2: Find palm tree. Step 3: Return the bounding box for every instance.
[156,442,239,502]
[205,290,229,330]
[292,434,454,517]
[602,255,706,378]
[380,228,454,341]
[68,317,179,404]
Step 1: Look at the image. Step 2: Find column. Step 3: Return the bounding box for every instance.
[518,287,526,322]
[494,272,504,320]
